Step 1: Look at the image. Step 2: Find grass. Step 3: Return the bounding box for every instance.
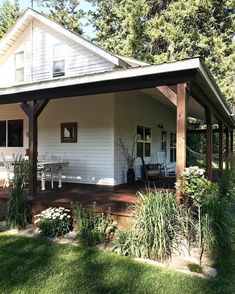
[0,233,235,294]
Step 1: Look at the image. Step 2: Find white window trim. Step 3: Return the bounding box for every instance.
[52,42,66,78]
[14,51,25,83]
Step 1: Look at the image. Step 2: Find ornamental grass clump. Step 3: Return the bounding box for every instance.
[35,207,72,237]
[6,156,31,229]
[130,191,180,261]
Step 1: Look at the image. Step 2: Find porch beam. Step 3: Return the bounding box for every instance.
[156,86,177,106]
[176,83,189,203]
[0,70,197,105]
[190,82,233,130]
[33,99,50,117]
[205,106,213,180]
[218,120,223,178]
[19,99,49,199]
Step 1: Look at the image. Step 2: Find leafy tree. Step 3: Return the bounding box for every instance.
[0,0,21,39]
[87,0,235,104]
[37,0,84,35]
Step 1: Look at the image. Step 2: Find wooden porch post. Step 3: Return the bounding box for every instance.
[225,127,230,170]
[218,120,223,178]
[205,106,212,180]
[20,99,49,199]
[176,83,188,203]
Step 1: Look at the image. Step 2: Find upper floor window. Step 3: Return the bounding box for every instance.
[53,43,65,77]
[0,119,23,147]
[15,51,24,83]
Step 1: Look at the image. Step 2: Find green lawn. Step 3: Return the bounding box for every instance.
[0,233,234,294]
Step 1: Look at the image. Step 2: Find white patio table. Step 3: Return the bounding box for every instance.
[37,161,69,191]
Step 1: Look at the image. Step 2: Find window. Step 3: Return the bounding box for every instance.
[170,133,176,162]
[0,120,23,147]
[161,131,167,153]
[15,51,24,83]
[137,125,151,157]
[53,43,65,77]
[61,122,77,143]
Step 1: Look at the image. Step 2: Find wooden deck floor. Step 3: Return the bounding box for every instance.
[0,178,175,216]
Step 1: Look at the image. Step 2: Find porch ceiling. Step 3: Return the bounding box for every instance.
[0,57,233,128]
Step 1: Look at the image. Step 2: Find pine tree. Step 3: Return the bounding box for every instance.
[37,0,84,35]
[0,0,21,39]
[87,0,235,104]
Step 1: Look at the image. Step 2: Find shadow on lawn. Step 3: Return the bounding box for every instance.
[0,234,234,294]
[0,235,55,293]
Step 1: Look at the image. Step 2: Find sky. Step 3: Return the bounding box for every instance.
[0,0,95,38]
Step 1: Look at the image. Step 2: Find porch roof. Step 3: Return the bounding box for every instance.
[0,57,234,128]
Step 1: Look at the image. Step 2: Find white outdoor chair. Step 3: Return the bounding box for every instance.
[49,153,65,189]
[2,153,14,188]
[156,151,176,177]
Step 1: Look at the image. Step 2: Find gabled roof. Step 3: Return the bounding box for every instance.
[0,8,132,68]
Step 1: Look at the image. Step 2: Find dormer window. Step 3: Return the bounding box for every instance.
[15,51,24,83]
[53,43,65,77]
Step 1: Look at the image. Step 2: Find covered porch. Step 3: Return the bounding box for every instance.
[0,58,234,205]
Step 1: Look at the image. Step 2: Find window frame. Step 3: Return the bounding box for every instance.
[136,125,151,157]
[61,122,77,143]
[0,119,24,147]
[170,133,176,162]
[52,43,65,78]
[14,51,24,83]
[161,131,167,153]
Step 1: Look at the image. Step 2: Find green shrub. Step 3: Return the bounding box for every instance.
[177,166,232,262]
[35,207,72,237]
[112,165,233,263]
[6,156,31,229]
[75,203,116,246]
[112,230,131,256]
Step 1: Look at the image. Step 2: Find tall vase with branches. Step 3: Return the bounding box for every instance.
[118,137,137,184]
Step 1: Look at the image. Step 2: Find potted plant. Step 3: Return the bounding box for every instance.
[118,137,137,184]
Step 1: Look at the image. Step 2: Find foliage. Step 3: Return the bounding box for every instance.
[220,155,235,199]
[130,191,181,260]
[6,156,31,229]
[35,207,72,237]
[37,0,84,34]
[75,203,116,246]
[117,137,137,169]
[176,166,208,204]
[87,0,235,104]
[176,166,233,262]
[112,230,131,256]
[0,0,21,39]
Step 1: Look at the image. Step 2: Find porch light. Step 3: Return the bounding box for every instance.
[158,124,164,129]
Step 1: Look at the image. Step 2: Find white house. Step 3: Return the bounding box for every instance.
[0,9,233,192]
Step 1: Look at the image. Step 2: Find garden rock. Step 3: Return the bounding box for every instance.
[202,267,217,278]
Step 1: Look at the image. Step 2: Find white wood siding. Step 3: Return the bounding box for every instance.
[38,94,115,185]
[114,91,176,185]
[0,20,115,87]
